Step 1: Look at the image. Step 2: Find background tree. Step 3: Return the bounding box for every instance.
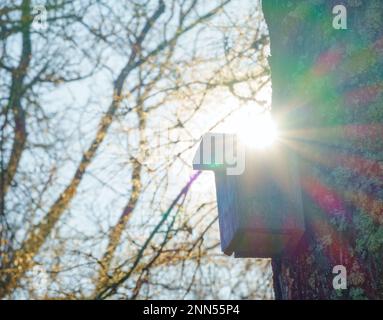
[1,0,273,299]
[263,0,383,299]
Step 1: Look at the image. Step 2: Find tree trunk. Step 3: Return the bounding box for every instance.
[263,0,383,299]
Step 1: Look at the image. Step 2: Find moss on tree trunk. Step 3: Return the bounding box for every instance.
[263,0,383,299]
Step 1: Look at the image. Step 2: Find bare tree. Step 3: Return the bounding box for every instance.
[1,0,273,299]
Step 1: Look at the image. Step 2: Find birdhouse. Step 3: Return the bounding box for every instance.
[193,133,305,258]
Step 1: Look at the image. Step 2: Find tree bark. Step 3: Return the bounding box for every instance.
[263,0,383,299]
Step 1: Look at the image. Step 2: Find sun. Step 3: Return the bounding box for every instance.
[237,111,279,149]
[223,82,276,149]
[211,98,279,149]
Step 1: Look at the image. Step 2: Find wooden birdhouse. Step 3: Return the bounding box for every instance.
[193,133,305,258]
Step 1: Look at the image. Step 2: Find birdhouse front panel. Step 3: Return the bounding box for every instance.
[193,133,305,258]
